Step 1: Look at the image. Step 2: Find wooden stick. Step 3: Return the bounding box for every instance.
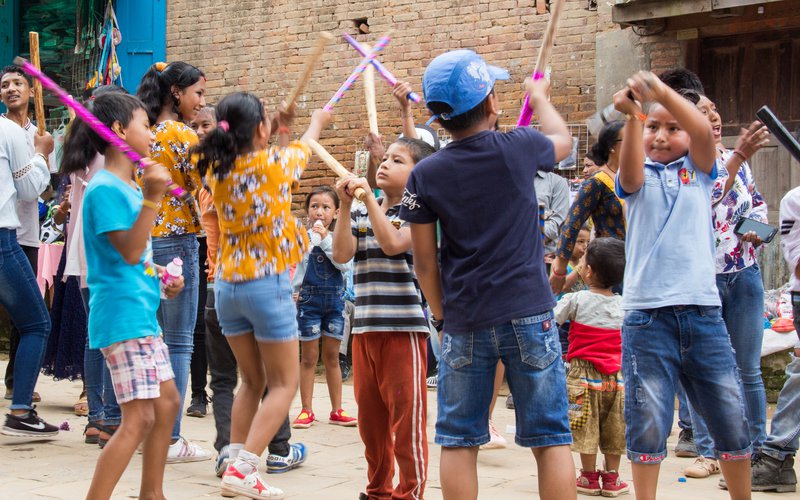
[305,139,367,201]
[29,32,46,135]
[285,31,333,111]
[363,57,379,136]
[517,0,565,126]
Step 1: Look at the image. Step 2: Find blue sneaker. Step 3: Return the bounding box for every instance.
[215,445,230,478]
[266,443,307,474]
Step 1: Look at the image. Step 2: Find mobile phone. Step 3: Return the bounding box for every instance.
[733,217,778,243]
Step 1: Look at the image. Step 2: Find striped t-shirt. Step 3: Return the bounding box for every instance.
[350,200,429,334]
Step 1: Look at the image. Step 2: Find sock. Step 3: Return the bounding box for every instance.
[232,449,259,475]
[229,443,244,460]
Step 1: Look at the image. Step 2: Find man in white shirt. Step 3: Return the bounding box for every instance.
[0,65,53,402]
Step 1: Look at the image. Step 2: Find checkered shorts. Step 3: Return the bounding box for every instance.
[101,336,175,404]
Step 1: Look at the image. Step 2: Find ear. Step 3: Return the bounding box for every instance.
[486,93,500,117]
[333,207,340,219]
[111,120,126,139]
[256,121,268,142]
[170,84,180,97]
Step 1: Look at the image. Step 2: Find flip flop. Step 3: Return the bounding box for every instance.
[73,393,89,417]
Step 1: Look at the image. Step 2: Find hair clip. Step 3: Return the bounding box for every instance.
[154,62,168,72]
[218,120,230,132]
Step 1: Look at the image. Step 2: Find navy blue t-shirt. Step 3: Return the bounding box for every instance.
[399,127,556,334]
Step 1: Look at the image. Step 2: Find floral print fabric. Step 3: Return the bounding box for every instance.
[206,141,310,282]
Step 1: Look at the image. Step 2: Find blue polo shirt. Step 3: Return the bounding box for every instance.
[399,127,556,334]
[616,155,720,310]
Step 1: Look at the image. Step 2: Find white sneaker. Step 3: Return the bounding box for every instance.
[166,436,213,463]
[480,420,507,450]
[221,464,285,499]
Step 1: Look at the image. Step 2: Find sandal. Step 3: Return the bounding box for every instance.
[84,422,103,444]
[97,423,119,449]
[74,392,89,417]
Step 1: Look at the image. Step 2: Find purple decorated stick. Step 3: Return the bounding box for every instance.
[516,0,564,127]
[324,32,392,112]
[343,33,421,103]
[13,57,193,204]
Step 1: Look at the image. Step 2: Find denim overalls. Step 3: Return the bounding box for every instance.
[297,246,345,340]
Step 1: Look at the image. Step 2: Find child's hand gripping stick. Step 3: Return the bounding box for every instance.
[285,31,334,112]
[305,139,367,202]
[517,0,565,127]
[13,56,194,205]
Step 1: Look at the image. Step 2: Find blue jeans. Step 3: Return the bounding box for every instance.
[676,382,692,431]
[436,312,571,448]
[81,288,120,425]
[0,229,51,411]
[690,265,767,458]
[622,306,751,463]
[153,234,199,440]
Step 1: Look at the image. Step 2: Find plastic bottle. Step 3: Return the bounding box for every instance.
[309,220,324,247]
[160,257,183,299]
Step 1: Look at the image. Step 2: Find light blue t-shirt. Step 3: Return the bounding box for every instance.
[83,170,161,349]
[616,155,721,310]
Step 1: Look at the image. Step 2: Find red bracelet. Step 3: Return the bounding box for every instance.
[732,149,747,162]
[551,268,567,278]
[277,126,291,135]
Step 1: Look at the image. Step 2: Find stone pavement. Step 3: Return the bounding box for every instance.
[0,360,795,499]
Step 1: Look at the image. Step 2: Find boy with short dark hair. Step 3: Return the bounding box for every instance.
[400,49,575,500]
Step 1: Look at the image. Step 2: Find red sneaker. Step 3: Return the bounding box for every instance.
[291,410,315,429]
[329,409,358,427]
[600,470,630,497]
[577,470,601,496]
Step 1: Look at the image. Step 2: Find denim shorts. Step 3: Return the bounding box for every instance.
[436,311,572,448]
[622,306,751,464]
[214,272,298,343]
[297,286,345,341]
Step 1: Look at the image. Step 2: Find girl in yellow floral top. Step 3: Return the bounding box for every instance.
[193,91,330,499]
[133,61,212,462]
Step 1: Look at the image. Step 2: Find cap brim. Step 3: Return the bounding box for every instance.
[488,65,510,81]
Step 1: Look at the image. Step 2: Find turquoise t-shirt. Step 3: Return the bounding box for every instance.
[83,170,161,349]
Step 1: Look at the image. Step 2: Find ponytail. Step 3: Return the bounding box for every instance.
[192,92,265,181]
[60,93,147,174]
[591,120,625,165]
[136,61,205,124]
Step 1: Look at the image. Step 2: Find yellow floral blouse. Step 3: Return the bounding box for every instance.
[207,141,310,282]
[137,120,202,237]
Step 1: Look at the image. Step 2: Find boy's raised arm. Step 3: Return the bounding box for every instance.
[613,87,646,194]
[525,78,572,162]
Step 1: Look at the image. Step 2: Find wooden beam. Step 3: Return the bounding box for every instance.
[613,0,789,25]
[713,0,784,8]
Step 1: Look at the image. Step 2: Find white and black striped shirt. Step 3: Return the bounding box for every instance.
[350,201,429,334]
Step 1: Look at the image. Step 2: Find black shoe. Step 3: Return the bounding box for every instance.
[340,354,352,382]
[751,453,797,493]
[186,393,208,418]
[505,394,515,410]
[674,428,698,458]
[359,494,369,500]
[2,408,59,437]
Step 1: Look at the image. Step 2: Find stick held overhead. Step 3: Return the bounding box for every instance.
[285,31,334,111]
[28,32,46,136]
[517,0,565,127]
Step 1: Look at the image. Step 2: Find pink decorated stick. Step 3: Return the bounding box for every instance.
[324,32,392,112]
[13,56,193,204]
[516,0,564,127]
[343,33,421,103]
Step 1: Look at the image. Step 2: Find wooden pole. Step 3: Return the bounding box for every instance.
[305,139,367,201]
[29,32,46,135]
[285,31,333,111]
[364,63,379,136]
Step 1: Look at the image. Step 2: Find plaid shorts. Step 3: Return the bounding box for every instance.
[101,336,175,404]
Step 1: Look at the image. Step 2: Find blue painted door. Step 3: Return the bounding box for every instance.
[116,0,165,94]
[0,0,18,113]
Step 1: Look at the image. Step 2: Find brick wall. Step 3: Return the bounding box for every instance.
[166,0,609,207]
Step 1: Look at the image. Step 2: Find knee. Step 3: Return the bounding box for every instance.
[300,350,318,370]
[240,372,266,394]
[322,347,339,366]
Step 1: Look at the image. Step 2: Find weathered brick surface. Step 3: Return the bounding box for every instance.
[165,1,678,208]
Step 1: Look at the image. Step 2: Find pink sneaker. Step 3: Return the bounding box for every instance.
[600,470,630,497]
[329,409,358,427]
[577,470,601,496]
[221,464,284,499]
[291,409,315,429]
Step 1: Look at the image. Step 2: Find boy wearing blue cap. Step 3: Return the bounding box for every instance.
[399,49,576,500]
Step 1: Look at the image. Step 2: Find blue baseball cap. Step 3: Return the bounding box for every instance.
[423,49,510,120]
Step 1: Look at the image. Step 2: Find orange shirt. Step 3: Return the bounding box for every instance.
[198,188,219,282]
[138,120,202,237]
[206,141,310,282]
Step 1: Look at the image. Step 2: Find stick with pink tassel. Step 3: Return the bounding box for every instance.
[14,56,193,203]
[323,31,393,112]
